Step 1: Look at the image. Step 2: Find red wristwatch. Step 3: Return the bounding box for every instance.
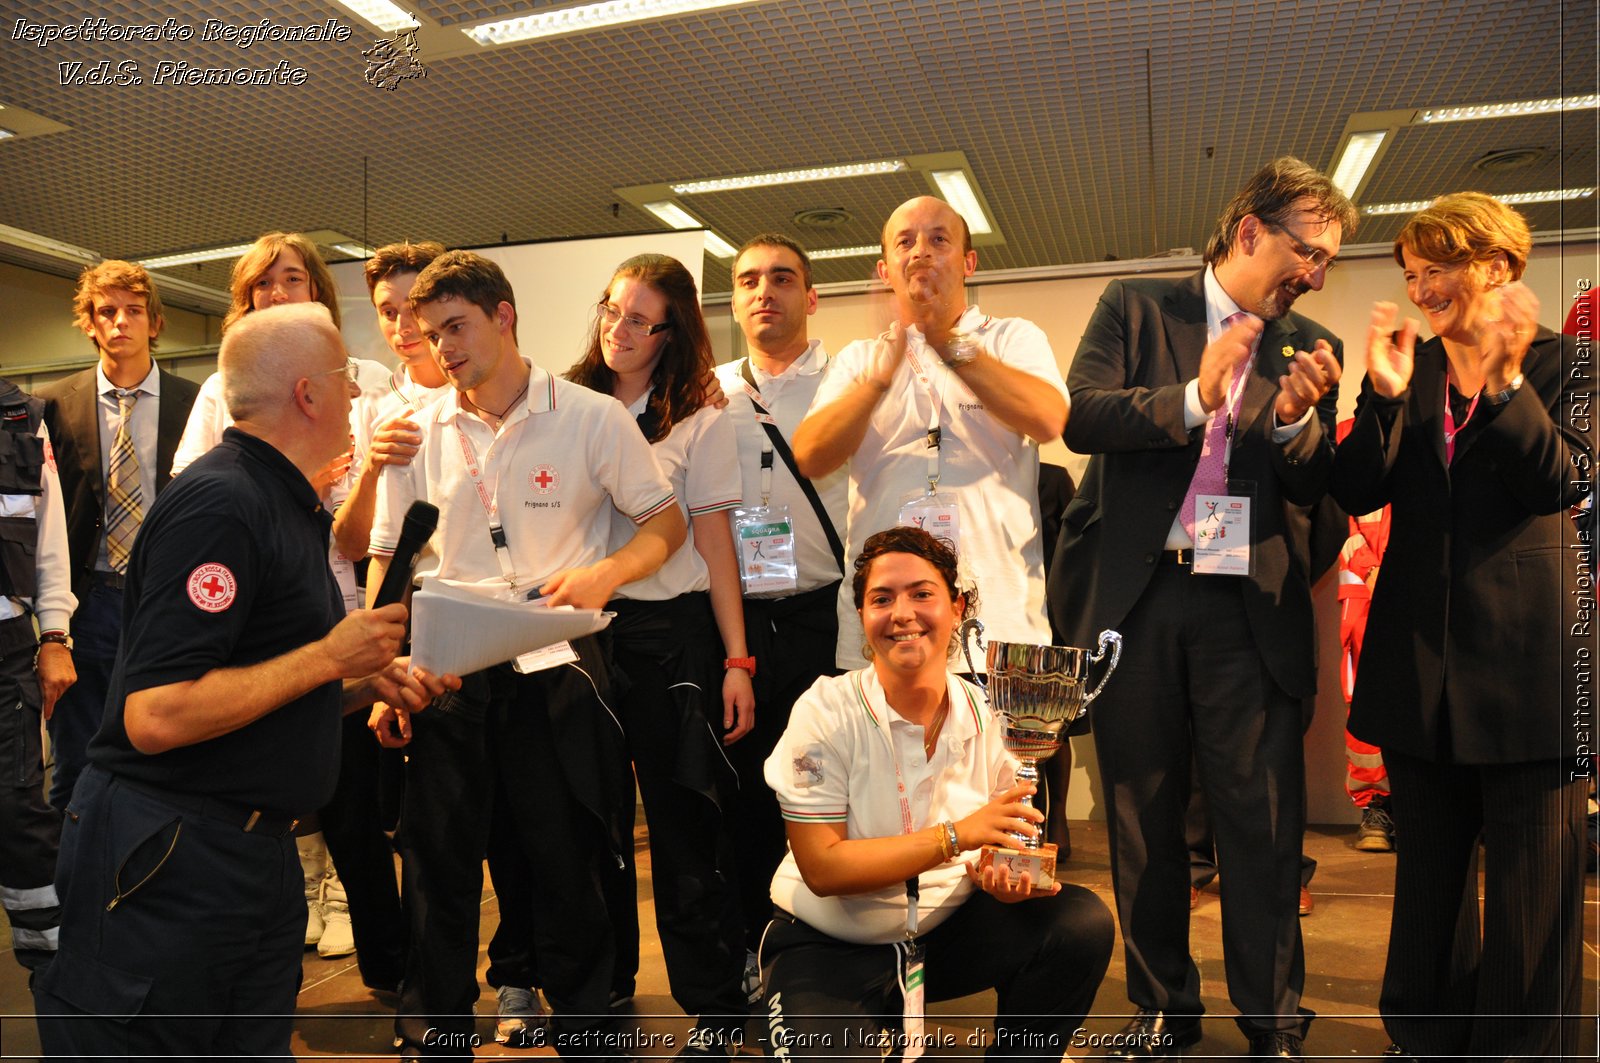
[723,656,756,677]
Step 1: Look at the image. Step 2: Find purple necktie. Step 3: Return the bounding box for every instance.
[1181,312,1253,541]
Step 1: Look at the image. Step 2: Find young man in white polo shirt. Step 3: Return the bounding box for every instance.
[367,251,684,1060]
[792,196,1069,670]
[713,234,848,979]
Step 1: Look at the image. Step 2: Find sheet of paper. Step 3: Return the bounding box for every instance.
[409,578,611,676]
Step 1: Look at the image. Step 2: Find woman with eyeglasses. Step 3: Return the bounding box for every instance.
[1330,192,1592,1059]
[566,253,753,1052]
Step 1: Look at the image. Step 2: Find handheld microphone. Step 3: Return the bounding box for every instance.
[373,501,439,608]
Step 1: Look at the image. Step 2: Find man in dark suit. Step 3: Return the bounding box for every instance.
[39,261,200,809]
[1050,158,1354,1061]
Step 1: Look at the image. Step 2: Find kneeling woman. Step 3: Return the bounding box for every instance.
[761,527,1113,1061]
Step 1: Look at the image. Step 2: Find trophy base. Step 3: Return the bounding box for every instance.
[977,842,1058,893]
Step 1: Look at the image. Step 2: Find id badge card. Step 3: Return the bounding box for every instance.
[1192,480,1256,576]
[897,491,961,553]
[733,505,798,596]
[503,589,581,673]
[900,938,926,1061]
[330,552,360,613]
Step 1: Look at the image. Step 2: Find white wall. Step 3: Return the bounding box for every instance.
[712,240,1599,824]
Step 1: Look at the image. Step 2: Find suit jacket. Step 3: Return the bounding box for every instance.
[1329,329,1592,764]
[1049,271,1339,698]
[39,365,201,605]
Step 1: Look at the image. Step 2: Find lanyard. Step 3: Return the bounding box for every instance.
[453,421,520,591]
[1216,353,1254,478]
[740,362,778,506]
[905,346,945,493]
[1442,377,1479,465]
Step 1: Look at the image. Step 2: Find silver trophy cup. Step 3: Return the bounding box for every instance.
[960,619,1122,887]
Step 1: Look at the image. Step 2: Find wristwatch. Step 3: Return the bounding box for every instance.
[1485,373,1524,407]
[723,656,757,677]
[940,332,981,367]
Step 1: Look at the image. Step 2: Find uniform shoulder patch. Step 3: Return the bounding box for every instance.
[187,563,237,612]
[791,744,826,789]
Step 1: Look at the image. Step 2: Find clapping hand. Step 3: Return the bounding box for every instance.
[1274,339,1341,423]
[1479,282,1540,394]
[1366,302,1419,399]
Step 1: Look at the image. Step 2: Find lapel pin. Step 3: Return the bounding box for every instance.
[1281,345,1294,359]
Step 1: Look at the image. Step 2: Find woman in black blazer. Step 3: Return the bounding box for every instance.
[1330,193,1592,1060]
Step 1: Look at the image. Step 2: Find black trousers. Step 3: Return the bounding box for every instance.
[394,648,626,1060]
[1090,562,1311,1038]
[320,711,407,991]
[603,594,746,1035]
[1380,750,1588,1059]
[760,887,1113,1063]
[0,612,60,972]
[35,767,305,1060]
[728,582,841,952]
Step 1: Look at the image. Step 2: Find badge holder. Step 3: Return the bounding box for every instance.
[1192,479,1256,576]
[897,489,961,550]
[733,505,798,596]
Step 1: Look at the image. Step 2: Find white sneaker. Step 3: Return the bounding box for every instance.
[303,895,324,947]
[297,833,329,947]
[495,985,547,1045]
[317,894,355,958]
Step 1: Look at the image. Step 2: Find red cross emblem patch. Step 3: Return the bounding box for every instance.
[187,563,237,612]
[530,465,559,493]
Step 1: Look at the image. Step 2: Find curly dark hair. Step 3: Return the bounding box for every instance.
[851,527,980,663]
[565,253,712,443]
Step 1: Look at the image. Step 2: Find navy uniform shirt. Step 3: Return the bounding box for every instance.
[89,428,345,814]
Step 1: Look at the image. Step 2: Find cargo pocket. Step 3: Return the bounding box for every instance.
[35,944,154,1020]
[0,516,38,600]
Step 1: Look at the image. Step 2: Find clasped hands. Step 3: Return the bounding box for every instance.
[1198,315,1341,424]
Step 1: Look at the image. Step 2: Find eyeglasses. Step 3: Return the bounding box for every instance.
[1265,220,1338,273]
[311,360,360,385]
[597,301,670,337]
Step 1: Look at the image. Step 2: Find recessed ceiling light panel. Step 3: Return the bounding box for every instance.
[671,160,907,196]
[930,169,993,236]
[1418,94,1599,123]
[1364,187,1595,215]
[465,0,763,46]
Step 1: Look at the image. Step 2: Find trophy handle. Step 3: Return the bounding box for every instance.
[1081,629,1123,706]
[958,618,986,688]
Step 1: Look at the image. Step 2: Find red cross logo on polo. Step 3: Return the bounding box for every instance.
[187,563,237,612]
[530,465,559,493]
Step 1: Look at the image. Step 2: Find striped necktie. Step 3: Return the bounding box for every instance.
[105,389,144,573]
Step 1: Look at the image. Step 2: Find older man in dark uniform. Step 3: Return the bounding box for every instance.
[33,303,453,1059]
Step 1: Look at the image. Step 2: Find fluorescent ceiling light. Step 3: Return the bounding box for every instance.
[930,169,993,236]
[1330,130,1387,198]
[0,223,99,266]
[331,0,419,33]
[0,129,13,141]
[671,160,908,196]
[1364,187,1596,216]
[465,0,760,46]
[331,242,374,259]
[137,242,256,269]
[641,201,737,259]
[1417,94,1599,124]
[643,200,704,230]
[703,233,738,260]
[808,245,880,261]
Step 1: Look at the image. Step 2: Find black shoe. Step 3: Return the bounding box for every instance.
[1106,1009,1201,1059]
[1382,1044,1418,1061]
[1247,1031,1303,1059]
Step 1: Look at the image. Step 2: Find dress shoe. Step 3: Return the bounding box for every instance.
[1297,886,1313,916]
[1106,1009,1201,1059]
[1248,1031,1303,1058]
[1381,1044,1418,1060]
[1188,885,1200,910]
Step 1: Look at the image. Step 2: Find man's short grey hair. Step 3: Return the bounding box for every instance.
[220,303,342,422]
